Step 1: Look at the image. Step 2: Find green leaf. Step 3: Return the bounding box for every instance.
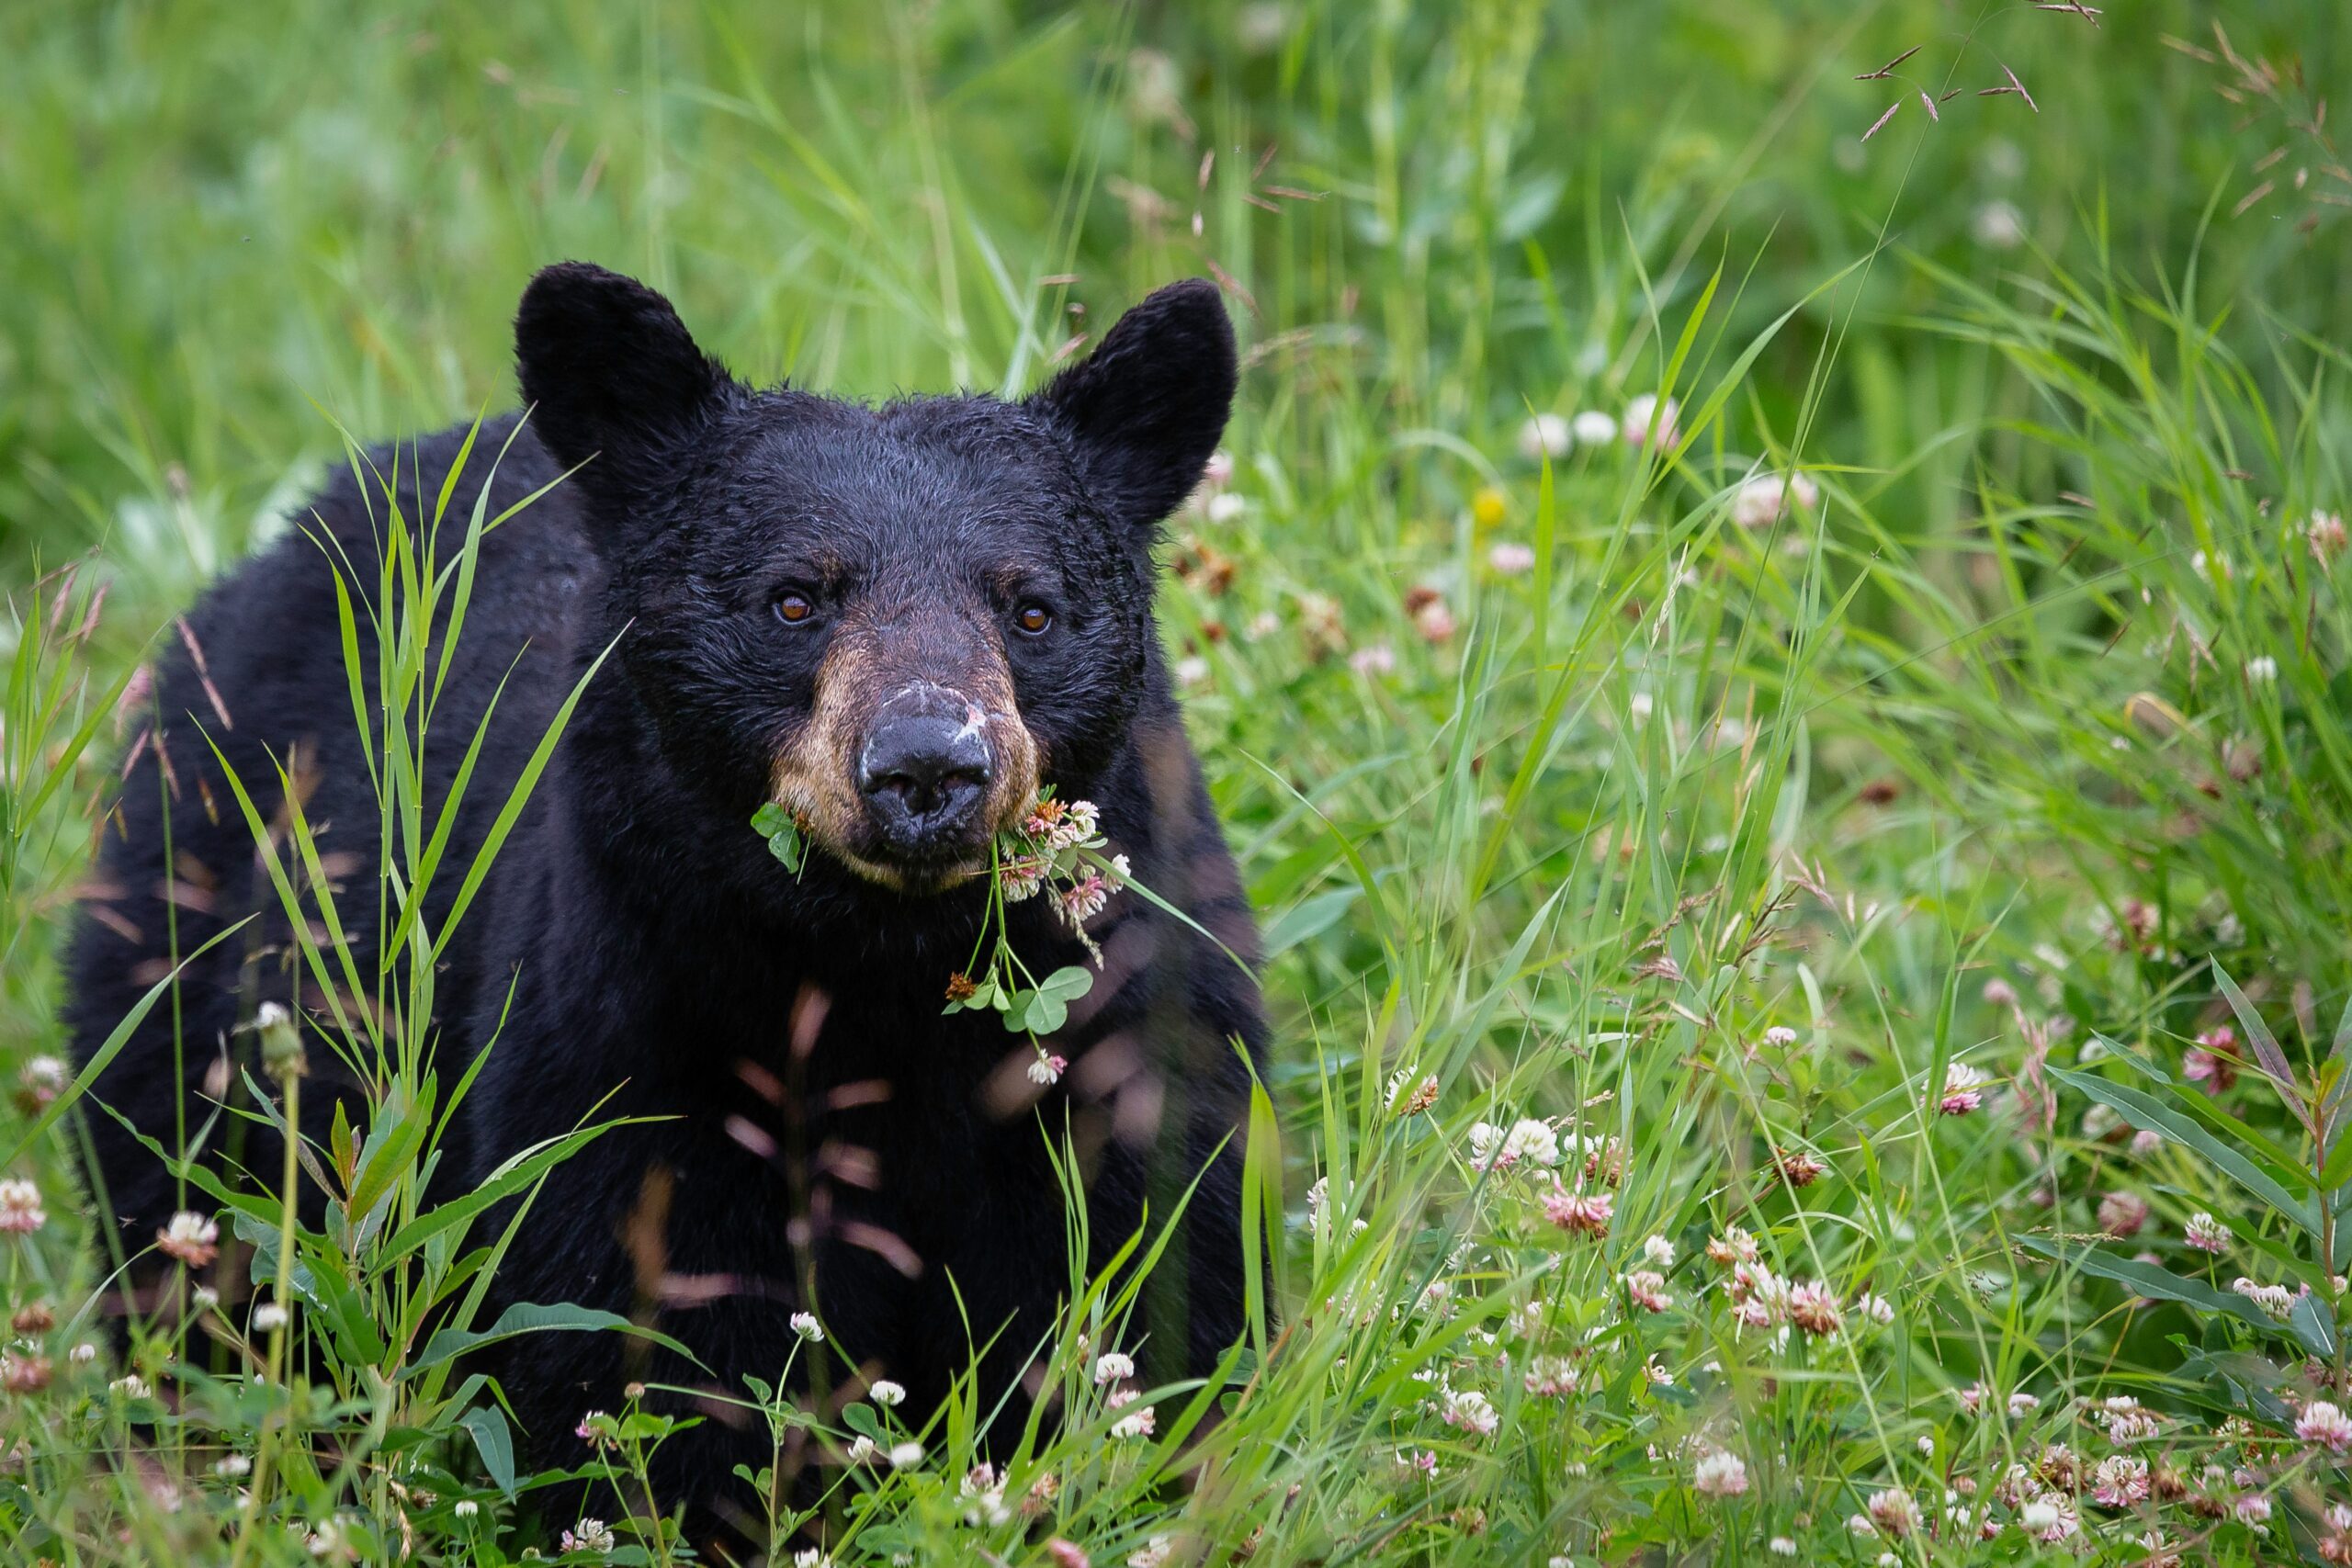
[2019,1236,2284,1337]
[2292,1292,2339,1359]
[461,1404,517,1499]
[2212,959,2301,1105]
[347,1085,430,1224]
[752,803,805,873]
[375,1118,631,1266]
[2048,1066,2319,1233]
[1036,965,1093,1001]
[842,1402,884,1441]
[1260,886,1360,958]
[403,1301,703,1381]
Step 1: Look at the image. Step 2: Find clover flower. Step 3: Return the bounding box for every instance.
[1786,1280,1843,1337]
[561,1518,616,1552]
[1865,1488,1919,1538]
[997,854,1050,903]
[1,1353,51,1393]
[1773,1146,1826,1188]
[157,1211,218,1267]
[1517,413,1571,460]
[1542,1184,1612,1238]
[1056,870,1110,928]
[1623,1270,1672,1313]
[0,1179,45,1235]
[1110,1403,1157,1439]
[888,1440,924,1470]
[1522,1356,1577,1397]
[1623,394,1679,448]
[1939,1061,1989,1115]
[1705,1227,1759,1266]
[790,1312,823,1343]
[2300,1401,2352,1453]
[2184,1211,2233,1253]
[2098,1395,2161,1443]
[1571,410,1618,446]
[1691,1449,1748,1497]
[2089,1454,2150,1508]
[1027,1053,1068,1087]
[1730,473,1820,529]
[868,1379,906,1408]
[16,1056,66,1109]
[2308,510,2347,566]
[2097,1191,2148,1238]
[1487,542,1536,575]
[1440,1387,1498,1436]
[2231,1277,2295,1320]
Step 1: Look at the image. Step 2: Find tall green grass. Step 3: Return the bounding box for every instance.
[3,1,2349,1562]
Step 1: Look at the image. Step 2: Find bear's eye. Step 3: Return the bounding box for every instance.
[775,591,816,626]
[1013,602,1054,637]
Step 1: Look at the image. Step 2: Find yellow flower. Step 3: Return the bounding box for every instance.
[1471,487,1508,528]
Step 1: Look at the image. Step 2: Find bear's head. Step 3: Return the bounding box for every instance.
[514,262,1235,897]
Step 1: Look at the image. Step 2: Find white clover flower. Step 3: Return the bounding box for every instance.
[1110,1404,1157,1439]
[2300,1400,2352,1452]
[1204,492,1247,525]
[454,1500,479,1519]
[2184,1211,2233,1253]
[1691,1449,1747,1497]
[560,1518,616,1553]
[1488,541,1536,575]
[2245,655,2278,683]
[1623,393,1679,448]
[1642,1234,1676,1268]
[1973,200,2026,249]
[1501,1117,1561,1168]
[1093,1351,1136,1385]
[790,1311,823,1343]
[1517,412,1572,460]
[157,1210,219,1267]
[1441,1387,1499,1435]
[252,1301,288,1332]
[888,1440,924,1471]
[0,1179,46,1234]
[868,1379,906,1408]
[845,1435,877,1463]
[1571,410,1618,446]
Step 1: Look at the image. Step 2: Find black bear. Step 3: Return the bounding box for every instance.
[63,262,1267,1539]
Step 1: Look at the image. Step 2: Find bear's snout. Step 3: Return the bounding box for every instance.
[857,694,993,852]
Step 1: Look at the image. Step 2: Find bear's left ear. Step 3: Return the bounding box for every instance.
[1029,279,1238,542]
[514,261,733,531]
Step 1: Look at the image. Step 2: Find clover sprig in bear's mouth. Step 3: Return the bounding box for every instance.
[751,791,1129,1087]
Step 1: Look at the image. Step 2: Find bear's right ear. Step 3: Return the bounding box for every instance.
[514,262,731,524]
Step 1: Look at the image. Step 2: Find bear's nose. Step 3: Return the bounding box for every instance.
[857,713,992,849]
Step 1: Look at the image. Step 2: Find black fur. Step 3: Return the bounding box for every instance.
[62,265,1263,1540]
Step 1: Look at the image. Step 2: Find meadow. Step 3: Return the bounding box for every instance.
[3,0,2350,1562]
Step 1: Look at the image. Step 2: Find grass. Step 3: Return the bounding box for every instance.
[3,0,2351,1562]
